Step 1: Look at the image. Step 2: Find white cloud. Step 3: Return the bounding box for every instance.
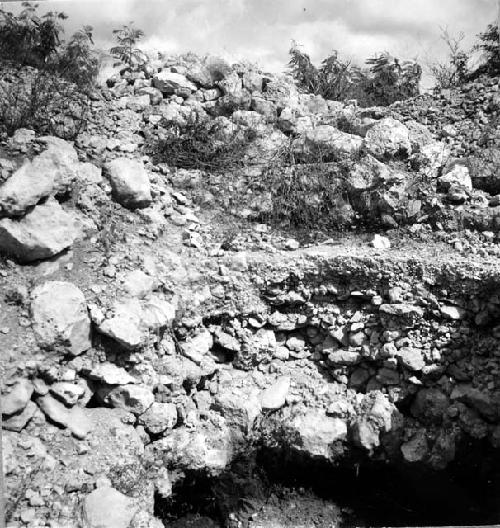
[3,0,498,79]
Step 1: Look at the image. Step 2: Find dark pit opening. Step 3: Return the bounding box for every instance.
[154,437,500,527]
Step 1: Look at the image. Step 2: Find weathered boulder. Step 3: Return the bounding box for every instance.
[31,281,91,356]
[37,394,92,439]
[104,158,152,210]
[136,86,163,105]
[3,400,37,432]
[2,378,33,416]
[438,164,472,191]
[153,71,197,97]
[83,487,137,528]
[147,415,233,474]
[411,388,449,425]
[379,303,424,329]
[0,140,79,217]
[97,296,176,350]
[213,388,262,433]
[351,393,397,451]
[49,382,86,407]
[0,198,80,262]
[103,384,154,415]
[401,429,429,463]
[288,410,347,458]
[293,125,363,160]
[259,376,290,411]
[123,269,155,298]
[139,402,178,435]
[364,118,411,159]
[89,363,136,386]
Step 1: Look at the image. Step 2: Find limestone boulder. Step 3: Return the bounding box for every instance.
[2,378,33,416]
[364,117,412,159]
[139,402,178,435]
[259,376,290,411]
[37,394,92,439]
[351,393,398,451]
[0,198,80,262]
[104,158,152,210]
[89,363,136,386]
[288,410,347,458]
[293,125,363,160]
[31,281,91,356]
[153,71,197,97]
[97,296,177,350]
[148,415,233,474]
[83,487,137,528]
[0,140,79,217]
[103,384,154,415]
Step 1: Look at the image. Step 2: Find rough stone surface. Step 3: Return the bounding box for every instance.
[37,394,92,439]
[0,198,80,262]
[0,140,79,217]
[83,487,137,528]
[105,158,152,209]
[364,117,411,159]
[31,281,91,355]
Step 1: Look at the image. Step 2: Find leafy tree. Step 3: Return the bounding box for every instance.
[0,2,66,67]
[364,52,421,105]
[288,43,421,106]
[58,25,100,87]
[428,27,469,88]
[473,22,500,77]
[287,41,354,100]
[111,23,147,68]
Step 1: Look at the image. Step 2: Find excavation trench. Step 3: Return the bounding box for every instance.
[155,437,500,527]
[145,251,500,527]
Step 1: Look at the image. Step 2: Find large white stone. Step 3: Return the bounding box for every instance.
[289,410,347,458]
[0,140,79,217]
[293,125,363,158]
[103,384,154,415]
[153,71,197,96]
[0,198,80,262]
[364,117,411,159]
[31,281,91,356]
[104,158,152,210]
[83,487,137,528]
[98,296,176,350]
[37,394,92,439]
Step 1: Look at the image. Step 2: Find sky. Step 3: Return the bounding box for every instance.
[1,0,498,85]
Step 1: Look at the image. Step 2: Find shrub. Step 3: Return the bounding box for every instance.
[428,28,469,89]
[287,43,421,106]
[150,118,255,173]
[287,41,355,101]
[0,68,91,138]
[363,52,422,105]
[57,26,100,88]
[111,23,147,69]
[0,2,66,67]
[473,22,500,77]
[258,160,354,230]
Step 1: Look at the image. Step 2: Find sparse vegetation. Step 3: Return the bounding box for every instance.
[428,27,469,89]
[150,117,255,173]
[287,43,421,106]
[110,23,147,69]
[473,22,500,77]
[0,68,91,138]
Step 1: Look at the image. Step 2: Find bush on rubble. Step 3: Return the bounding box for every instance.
[0,2,100,89]
[150,117,256,173]
[0,67,91,138]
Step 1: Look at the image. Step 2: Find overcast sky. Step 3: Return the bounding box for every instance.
[1,0,498,83]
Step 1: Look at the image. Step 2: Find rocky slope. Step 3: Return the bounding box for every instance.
[2,57,500,528]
